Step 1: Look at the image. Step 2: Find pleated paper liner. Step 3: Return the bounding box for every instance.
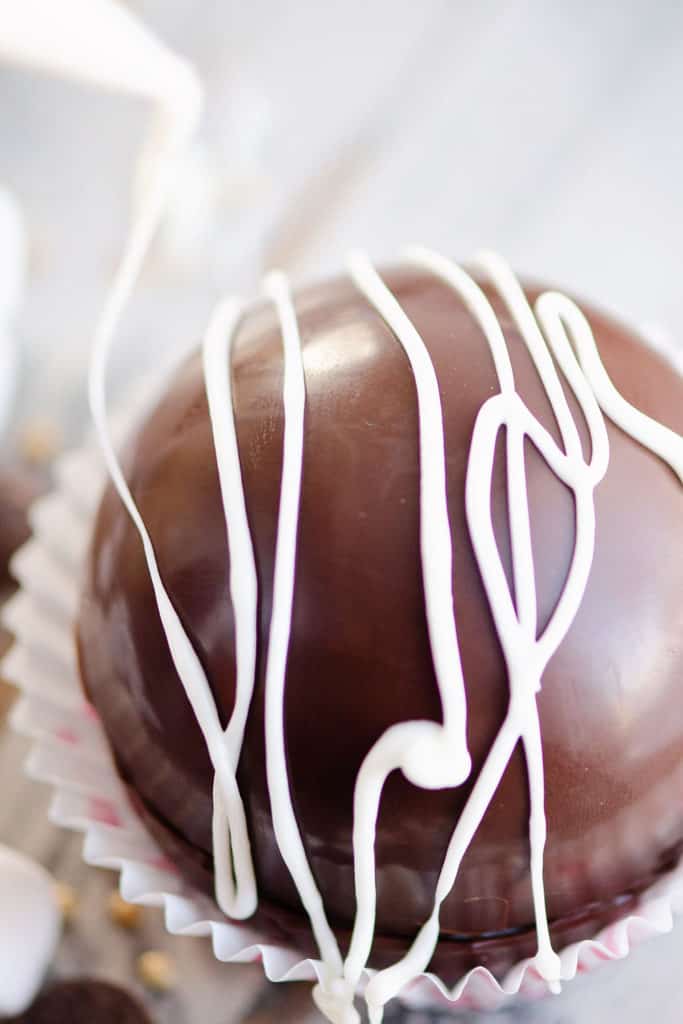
[4,327,683,1014]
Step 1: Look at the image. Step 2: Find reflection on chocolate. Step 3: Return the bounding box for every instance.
[78,267,683,981]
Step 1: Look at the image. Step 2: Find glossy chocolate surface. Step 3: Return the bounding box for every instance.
[78,268,683,973]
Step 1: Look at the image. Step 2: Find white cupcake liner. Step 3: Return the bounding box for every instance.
[4,327,683,1015]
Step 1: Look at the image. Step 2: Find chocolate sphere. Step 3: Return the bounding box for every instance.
[77,267,683,980]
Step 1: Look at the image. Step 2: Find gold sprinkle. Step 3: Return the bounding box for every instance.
[136,950,176,992]
[54,881,78,924]
[107,890,143,930]
[19,417,62,465]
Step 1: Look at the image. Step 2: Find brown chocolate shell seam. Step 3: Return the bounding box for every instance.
[122,760,683,984]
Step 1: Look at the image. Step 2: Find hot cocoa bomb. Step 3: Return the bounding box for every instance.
[77,261,683,984]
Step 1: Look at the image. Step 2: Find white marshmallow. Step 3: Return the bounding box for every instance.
[0,845,60,1016]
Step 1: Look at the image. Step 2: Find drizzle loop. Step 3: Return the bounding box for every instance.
[92,249,683,1024]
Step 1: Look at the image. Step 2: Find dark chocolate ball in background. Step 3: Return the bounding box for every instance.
[9,980,153,1024]
[78,267,683,981]
[0,460,47,718]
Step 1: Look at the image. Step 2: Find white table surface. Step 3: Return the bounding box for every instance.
[0,2,682,1020]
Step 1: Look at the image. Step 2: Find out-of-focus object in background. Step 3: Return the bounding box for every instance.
[8,979,153,1024]
[135,951,177,994]
[0,184,50,589]
[0,184,46,718]
[151,130,278,285]
[53,881,79,927]
[0,185,26,440]
[0,846,60,1017]
[107,890,142,931]
[0,0,197,107]
[18,417,63,468]
[0,463,44,585]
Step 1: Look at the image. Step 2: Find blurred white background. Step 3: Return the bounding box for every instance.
[1,0,682,442]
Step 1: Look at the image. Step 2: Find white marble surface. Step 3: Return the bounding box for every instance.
[0,1,682,1021]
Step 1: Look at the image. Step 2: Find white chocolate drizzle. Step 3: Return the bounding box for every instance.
[260,271,346,987]
[203,296,258,919]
